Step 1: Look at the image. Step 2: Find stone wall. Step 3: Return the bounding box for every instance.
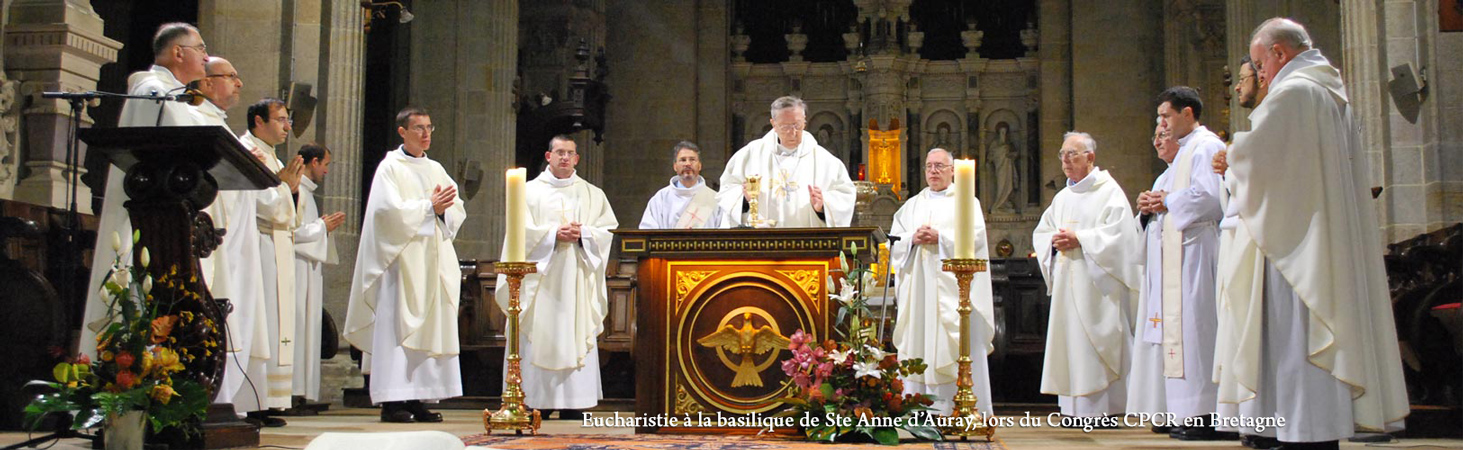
[1070,0,1164,206]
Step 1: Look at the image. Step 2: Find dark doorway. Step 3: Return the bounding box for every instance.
[360,2,413,219]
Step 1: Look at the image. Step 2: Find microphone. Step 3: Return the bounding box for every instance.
[872,226,901,244]
[172,80,206,106]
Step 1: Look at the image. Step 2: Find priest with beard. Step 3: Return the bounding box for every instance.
[889,147,995,417]
[639,141,720,229]
[1032,132,1143,422]
[495,135,618,420]
[717,96,855,228]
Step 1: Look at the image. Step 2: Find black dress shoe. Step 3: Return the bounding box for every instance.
[1271,441,1339,450]
[1241,434,1281,449]
[1152,425,1174,434]
[379,402,415,423]
[245,411,287,427]
[1173,425,1227,441]
[404,400,443,423]
[557,409,585,420]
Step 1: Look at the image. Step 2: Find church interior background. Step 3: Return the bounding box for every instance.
[0,0,1460,438]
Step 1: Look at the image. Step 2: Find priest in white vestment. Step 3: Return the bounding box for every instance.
[717,96,855,228]
[80,23,208,357]
[495,135,618,420]
[639,141,720,229]
[1216,19,1409,447]
[1129,86,1227,440]
[1033,132,1143,419]
[240,98,305,421]
[345,107,465,423]
[292,143,344,402]
[889,148,995,417]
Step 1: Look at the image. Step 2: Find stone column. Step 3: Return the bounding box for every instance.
[695,0,729,182]
[0,0,19,200]
[198,0,286,134]
[408,0,517,260]
[1036,0,1070,205]
[318,0,366,347]
[5,0,120,212]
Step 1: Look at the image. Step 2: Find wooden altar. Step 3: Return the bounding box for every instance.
[615,227,875,433]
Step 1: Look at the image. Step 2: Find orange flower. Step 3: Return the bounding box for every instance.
[854,406,873,420]
[115,352,135,369]
[150,315,179,344]
[116,370,137,389]
[891,378,904,393]
[150,384,177,404]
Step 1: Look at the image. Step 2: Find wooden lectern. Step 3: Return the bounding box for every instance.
[80,126,278,449]
[616,228,876,433]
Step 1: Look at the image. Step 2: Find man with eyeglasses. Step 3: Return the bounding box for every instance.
[1132,86,1227,441]
[888,147,995,417]
[494,134,618,421]
[1033,132,1142,425]
[232,97,307,426]
[347,107,466,423]
[639,141,720,229]
[717,96,856,227]
[80,22,212,360]
[1217,18,1408,450]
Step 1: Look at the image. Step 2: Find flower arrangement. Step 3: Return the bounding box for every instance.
[778,248,943,445]
[25,231,217,436]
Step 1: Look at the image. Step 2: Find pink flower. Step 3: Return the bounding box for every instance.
[814,362,834,379]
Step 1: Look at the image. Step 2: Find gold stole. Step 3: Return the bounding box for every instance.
[1161,147,1196,378]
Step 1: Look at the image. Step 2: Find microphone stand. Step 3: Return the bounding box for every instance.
[874,230,903,345]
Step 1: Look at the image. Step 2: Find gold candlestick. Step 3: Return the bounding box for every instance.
[484,261,542,435]
[940,258,994,441]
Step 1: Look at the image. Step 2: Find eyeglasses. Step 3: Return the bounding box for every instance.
[206,73,239,81]
[773,122,806,132]
[178,43,208,54]
[1058,150,1089,161]
[274,116,294,126]
[924,163,950,172]
[408,125,434,134]
[1236,74,1255,83]
[551,150,578,157]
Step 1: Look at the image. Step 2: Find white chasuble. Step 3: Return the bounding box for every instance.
[345,147,465,403]
[292,176,336,400]
[80,65,206,358]
[1221,49,1409,440]
[638,176,720,229]
[889,187,994,416]
[495,170,617,409]
[717,130,855,228]
[1032,169,1142,416]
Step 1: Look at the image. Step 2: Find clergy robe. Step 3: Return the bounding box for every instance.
[1127,126,1224,420]
[889,187,995,417]
[243,131,297,409]
[716,130,855,227]
[1219,49,1408,442]
[193,102,271,414]
[494,170,617,409]
[292,176,336,401]
[638,176,721,229]
[79,65,205,357]
[1032,168,1143,417]
[344,146,466,404]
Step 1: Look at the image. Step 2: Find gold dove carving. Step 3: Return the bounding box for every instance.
[696,312,792,387]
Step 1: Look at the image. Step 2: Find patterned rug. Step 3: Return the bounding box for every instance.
[460,433,1006,450]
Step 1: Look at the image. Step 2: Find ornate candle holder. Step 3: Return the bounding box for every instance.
[484,261,542,435]
[940,258,995,441]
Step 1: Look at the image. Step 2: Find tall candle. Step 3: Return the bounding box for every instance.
[954,159,975,259]
[505,168,527,262]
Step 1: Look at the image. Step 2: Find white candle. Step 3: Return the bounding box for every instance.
[505,168,527,262]
[954,159,975,259]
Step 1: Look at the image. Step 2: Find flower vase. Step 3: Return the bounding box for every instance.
[104,410,146,450]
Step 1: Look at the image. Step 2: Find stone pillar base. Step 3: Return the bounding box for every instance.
[13,160,91,214]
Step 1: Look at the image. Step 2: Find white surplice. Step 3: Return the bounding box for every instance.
[494,170,617,409]
[717,130,855,227]
[638,176,721,229]
[344,147,465,404]
[1032,169,1143,417]
[1127,126,1225,420]
[889,187,995,417]
[79,65,205,358]
[1219,49,1409,442]
[292,176,336,400]
[243,131,297,409]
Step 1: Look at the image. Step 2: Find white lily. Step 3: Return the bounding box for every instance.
[142,275,153,295]
[140,247,150,269]
[864,345,887,361]
[828,348,851,364]
[853,360,882,379]
[109,266,130,288]
[831,287,860,307]
[111,232,122,253]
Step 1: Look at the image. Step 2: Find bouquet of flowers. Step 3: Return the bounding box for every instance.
[25,231,217,436]
[778,248,943,445]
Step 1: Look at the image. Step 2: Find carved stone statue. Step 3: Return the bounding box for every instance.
[987,122,1018,213]
[933,123,952,148]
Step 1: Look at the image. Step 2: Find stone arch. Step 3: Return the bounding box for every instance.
[807,110,845,160]
[921,108,963,157]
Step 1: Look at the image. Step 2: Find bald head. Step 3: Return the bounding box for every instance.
[1249,18,1312,88]
[200,57,242,110]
